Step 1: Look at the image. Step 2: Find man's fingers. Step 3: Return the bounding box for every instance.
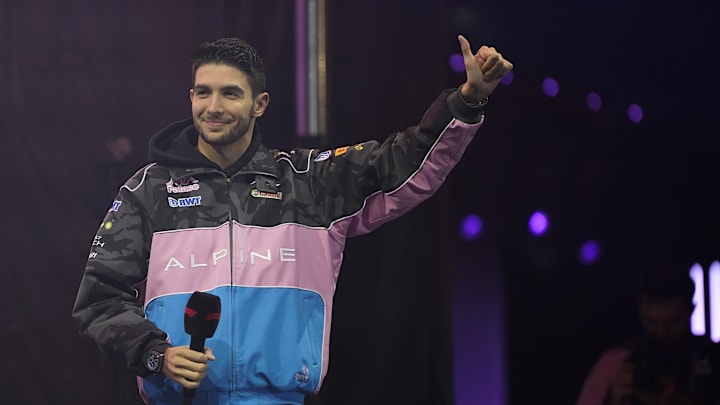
[176,375,203,390]
[184,349,210,362]
[481,54,500,73]
[478,46,496,59]
[482,56,513,82]
[166,362,209,388]
[457,35,473,59]
[174,356,210,373]
[484,61,506,82]
[205,347,216,361]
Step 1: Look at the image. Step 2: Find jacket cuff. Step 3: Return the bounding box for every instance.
[447,89,486,124]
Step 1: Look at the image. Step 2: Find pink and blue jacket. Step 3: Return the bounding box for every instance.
[73,89,485,405]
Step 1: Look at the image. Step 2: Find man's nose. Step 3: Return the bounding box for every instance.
[207,95,224,113]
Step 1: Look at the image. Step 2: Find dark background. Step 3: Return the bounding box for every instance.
[1,0,718,404]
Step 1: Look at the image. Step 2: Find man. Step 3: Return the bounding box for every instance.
[576,263,720,405]
[73,36,513,404]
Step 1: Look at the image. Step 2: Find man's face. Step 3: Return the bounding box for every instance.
[638,294,693,349]
[190,63,264,146]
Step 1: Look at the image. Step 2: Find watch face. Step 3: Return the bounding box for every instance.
[146,351,162,373]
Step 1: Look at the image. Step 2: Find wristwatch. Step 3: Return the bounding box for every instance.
[144,347,165,374]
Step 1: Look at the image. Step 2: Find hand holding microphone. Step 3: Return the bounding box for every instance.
[162,346,216,390]
[159,292,221,405]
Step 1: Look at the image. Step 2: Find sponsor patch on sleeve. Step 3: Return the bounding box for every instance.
[109,200,122,212]
[314,150,332,162]
[334,146,348,157]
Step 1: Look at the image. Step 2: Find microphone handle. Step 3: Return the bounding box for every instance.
[189,336,206,353]
[183,336,207,404]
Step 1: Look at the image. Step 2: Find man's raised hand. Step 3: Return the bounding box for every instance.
[458,34,514,103]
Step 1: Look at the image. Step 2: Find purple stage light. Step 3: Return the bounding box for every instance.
[529,211,548,236]
[578,240,601,265]
[449,54,465,73]
[586,92,602,112]
[542,78,558,97]
[460,214,483,241]
[628,103,643,123]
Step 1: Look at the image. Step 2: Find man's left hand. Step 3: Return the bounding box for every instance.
[457,34,514,103]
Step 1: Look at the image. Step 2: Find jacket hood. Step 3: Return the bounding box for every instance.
[147,118,270,176]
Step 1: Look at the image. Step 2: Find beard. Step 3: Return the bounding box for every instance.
[195,114,252,146]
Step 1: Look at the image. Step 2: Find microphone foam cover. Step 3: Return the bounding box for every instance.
[184,291,221,339]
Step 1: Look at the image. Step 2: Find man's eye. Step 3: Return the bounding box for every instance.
[225,92,239,98]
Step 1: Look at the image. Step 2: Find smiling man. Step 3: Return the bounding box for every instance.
[72,37,513,405]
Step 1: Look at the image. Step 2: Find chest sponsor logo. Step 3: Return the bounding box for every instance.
[334,146,348,157]
[163,247,297,271]
[251,189,282,200]
[168,196,202,208]
[166,177,200,194]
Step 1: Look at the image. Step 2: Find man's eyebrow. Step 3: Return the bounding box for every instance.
[221,85,244,93]
[193,84,244,94]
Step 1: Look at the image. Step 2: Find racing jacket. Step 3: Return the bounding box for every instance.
[72,89,485,405]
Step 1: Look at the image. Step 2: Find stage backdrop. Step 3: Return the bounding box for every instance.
[2,0,719,404]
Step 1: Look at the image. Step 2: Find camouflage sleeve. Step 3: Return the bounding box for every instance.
[308,89,485,236]
[72,167,168,376]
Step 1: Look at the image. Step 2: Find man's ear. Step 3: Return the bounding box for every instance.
[253,92,270,117]
[189,88,194,102]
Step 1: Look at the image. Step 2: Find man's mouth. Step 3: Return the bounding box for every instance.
[203,119,230,129]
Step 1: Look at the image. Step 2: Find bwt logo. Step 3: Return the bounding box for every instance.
[689,261,720,343]
[168,196,202,208]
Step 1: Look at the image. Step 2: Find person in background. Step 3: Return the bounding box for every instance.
[576,261,720,405]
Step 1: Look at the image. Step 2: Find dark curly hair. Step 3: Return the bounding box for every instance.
[191,38,266,97]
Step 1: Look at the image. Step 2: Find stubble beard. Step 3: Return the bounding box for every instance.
[196,116,252,147]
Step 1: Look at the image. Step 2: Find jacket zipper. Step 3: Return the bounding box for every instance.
[226,170,276,394]
[226,174,235,394]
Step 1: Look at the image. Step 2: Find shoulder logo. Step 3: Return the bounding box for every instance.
[334,146,348,157]
[251,189,283,200]
[314,150,332,162]
[109,200,122,212]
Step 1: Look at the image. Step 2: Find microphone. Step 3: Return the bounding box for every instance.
[183,291,221,404]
